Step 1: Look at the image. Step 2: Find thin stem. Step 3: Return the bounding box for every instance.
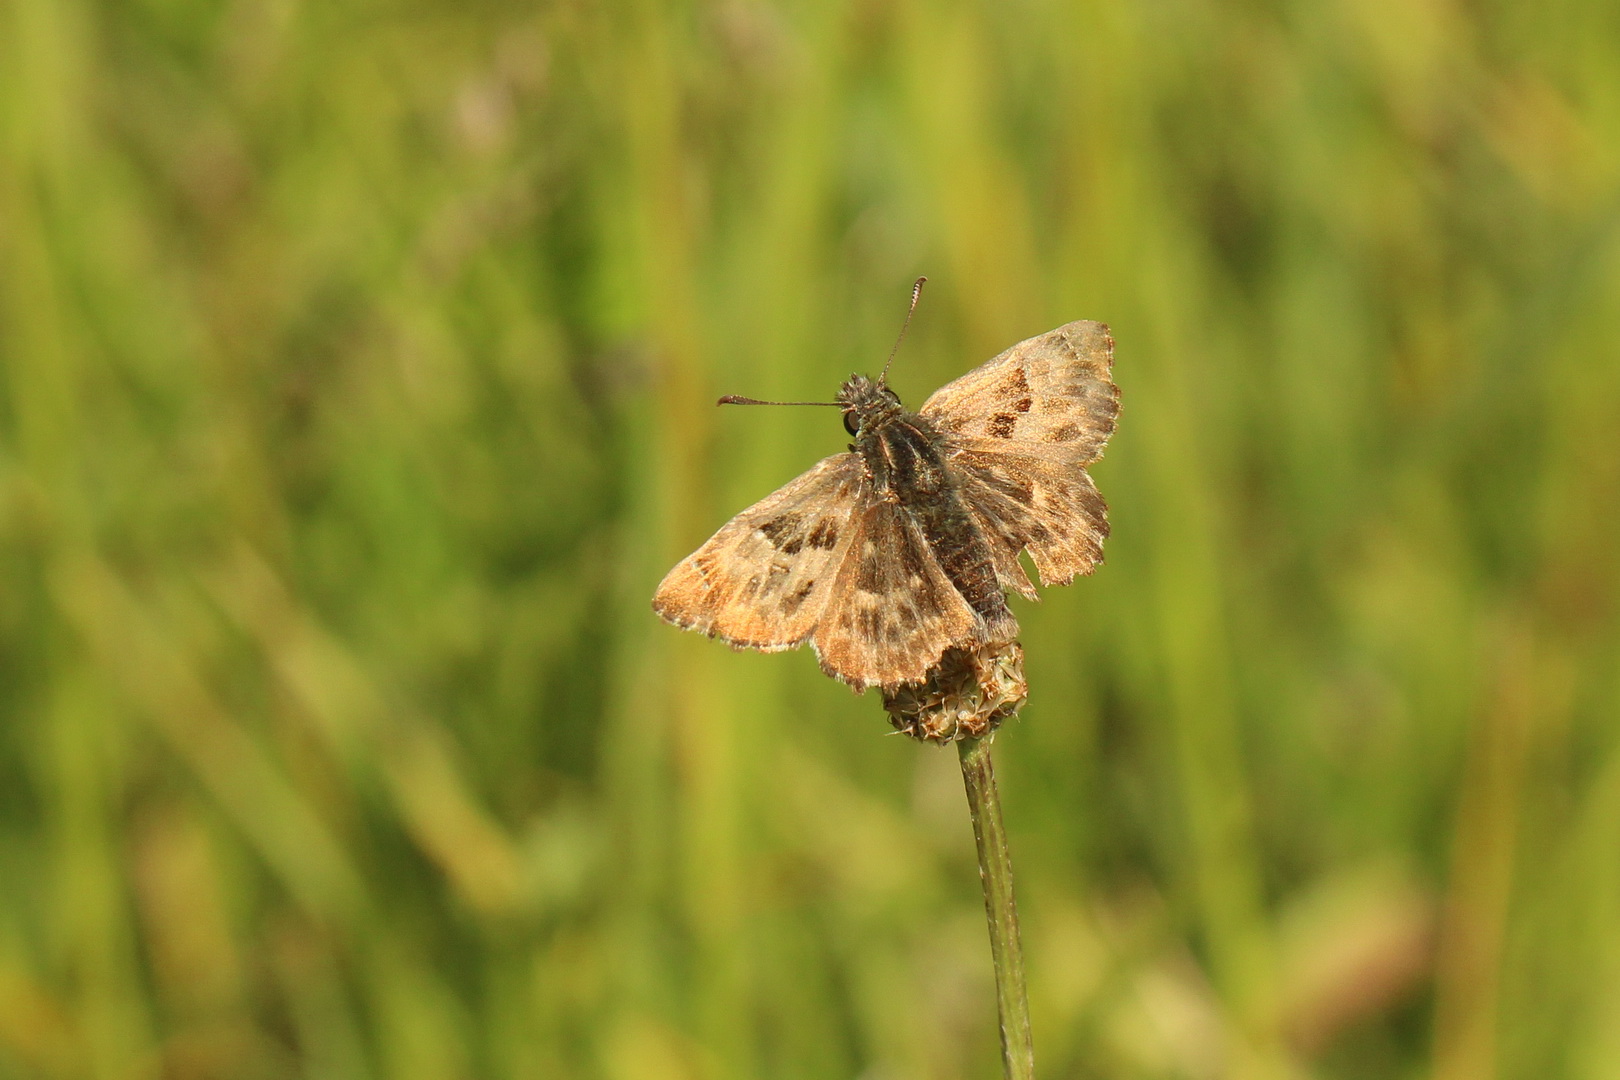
[957,734,1035,1080]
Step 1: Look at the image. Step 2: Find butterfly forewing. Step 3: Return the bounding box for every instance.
[652,454,865,650]
[921,321,1118,462]
[922,320,1118,588]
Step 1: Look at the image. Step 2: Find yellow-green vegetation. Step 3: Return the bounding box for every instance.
[3,0,1618,1077]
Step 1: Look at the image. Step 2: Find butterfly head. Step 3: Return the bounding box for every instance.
[837,373,902,437]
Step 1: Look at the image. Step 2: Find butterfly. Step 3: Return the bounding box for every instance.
[653,304,1119,692]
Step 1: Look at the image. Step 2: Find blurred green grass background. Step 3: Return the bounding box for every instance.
[2,0,1619,1077]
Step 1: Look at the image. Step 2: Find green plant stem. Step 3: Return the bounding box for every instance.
[957,734,1035,1080]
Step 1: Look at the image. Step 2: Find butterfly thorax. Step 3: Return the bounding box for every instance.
[838,374,1016,642]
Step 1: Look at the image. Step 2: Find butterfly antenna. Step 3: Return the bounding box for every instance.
[717,396,840,407]
[877,276,927,388]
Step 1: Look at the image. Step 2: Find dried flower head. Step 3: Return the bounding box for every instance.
[882,640,1028,742]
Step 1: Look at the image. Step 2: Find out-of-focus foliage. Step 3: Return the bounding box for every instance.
[2,0,1618,1076]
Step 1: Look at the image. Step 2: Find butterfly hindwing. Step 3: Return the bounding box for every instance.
[812,492,978,690]
[954,450,1110,587]
[652,454,865,650]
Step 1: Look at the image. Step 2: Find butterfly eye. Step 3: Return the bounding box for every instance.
[843,411,860,437]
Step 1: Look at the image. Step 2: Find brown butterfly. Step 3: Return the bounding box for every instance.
[653,284,1119,691]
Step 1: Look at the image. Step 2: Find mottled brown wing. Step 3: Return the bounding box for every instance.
[921,321,1118,590]
[811,493,979,690]
[920,321,1118,462]
[652,454,865,650]
[952,450,1110,587]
